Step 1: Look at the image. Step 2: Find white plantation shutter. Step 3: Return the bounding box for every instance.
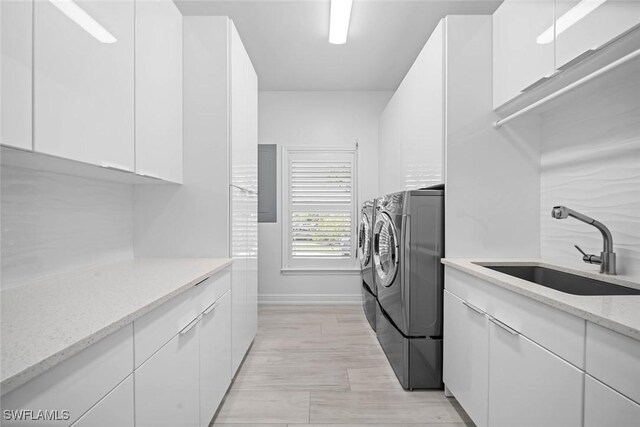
[283,149,357,270]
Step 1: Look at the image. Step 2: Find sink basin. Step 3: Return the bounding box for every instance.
[481,265,640,296]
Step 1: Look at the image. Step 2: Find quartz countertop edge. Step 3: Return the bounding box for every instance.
[1,258,233,395]
[442,258,640,342]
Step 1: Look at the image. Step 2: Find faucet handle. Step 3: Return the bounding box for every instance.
[574,244,601,265]
[574,244,588,257]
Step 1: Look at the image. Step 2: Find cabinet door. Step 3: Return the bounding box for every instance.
[493,0,556,108]
[584,375,640,427]
[1,0,32,150]
[135,317,201,427]
[246,190,258,341]
[487,317,583,427]
[554,0,640,69]
[135,0,183,183]
[199,291,232,427]
[399,19,443,190]
[443,291,489,427]
[246,61,258,193]
[230,22,249,188]
[231,185,248,374]
[34,0,134,170]
[378,97,402,195]
[71,375,134,427]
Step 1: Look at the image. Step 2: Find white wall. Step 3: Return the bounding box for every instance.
[258,91,391,304]
[444,16,542,259]
[540,64,640,281]
[1,166,133,289]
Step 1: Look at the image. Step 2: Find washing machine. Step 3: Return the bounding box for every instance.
[358,199,377,331]
[373,187,444,389]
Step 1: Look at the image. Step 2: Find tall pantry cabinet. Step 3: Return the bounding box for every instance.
[230,22,259,374]
[134,15,258,376]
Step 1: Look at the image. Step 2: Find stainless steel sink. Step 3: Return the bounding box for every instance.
[481,265,640,296]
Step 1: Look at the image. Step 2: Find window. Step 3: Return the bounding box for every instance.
[282,148,358,271]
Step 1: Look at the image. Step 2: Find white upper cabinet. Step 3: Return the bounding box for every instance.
[554,0,640,69]
[1,0,32,150]
[33,0,135,171]
[247,64,259,193]
[135,0,183,183]
[230,23,257,190]
[378,20,443,194]
[493,0,556,109]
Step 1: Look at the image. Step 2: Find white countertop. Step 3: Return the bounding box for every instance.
[1,258,232,395]
[442,258,640,342]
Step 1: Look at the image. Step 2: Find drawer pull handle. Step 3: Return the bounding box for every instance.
[204,301,221,316]
[557,49,597,71]
[138,171,162,180]
[462,301,485,315]
[489,317,519,336]
[179,316,201,335]
[520,76,552,93]
[203,290,230,316]
[100,162,132,173]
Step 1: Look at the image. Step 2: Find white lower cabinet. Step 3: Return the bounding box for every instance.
[135,317,201,427]
[585,321,640,404]
[199,291,232,427]
[71,375,134,427]
[487,318,583,427]
[443,291,489,427]
[2,270,238,427]
[445,267,640,427]
[2,325,134,427]
[584,375,640,427]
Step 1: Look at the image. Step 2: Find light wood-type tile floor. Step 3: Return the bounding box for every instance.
[212,305,473,427]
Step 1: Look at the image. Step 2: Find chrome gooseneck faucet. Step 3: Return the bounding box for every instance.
[551,206,616,275]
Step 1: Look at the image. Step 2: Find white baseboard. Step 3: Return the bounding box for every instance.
[258,293,362,305]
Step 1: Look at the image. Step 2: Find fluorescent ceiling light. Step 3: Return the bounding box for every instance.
[537,0,607,44]
[329,0,353,45]
[49,0,117,44]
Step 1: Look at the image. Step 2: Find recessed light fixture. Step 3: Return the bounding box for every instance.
[49,0,117,44]
[537,0,607,45]
[329,0,353,45]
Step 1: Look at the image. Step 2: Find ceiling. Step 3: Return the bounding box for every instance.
[176,0,502,91]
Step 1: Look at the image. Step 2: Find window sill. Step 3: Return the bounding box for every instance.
[280,268,362,276]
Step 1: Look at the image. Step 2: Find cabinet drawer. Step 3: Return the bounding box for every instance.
[135,318,200,427]
[585,374,640,427]
[443,290,489,427]
[586,322,640,403]
[200,290,232,427]
[2,325,133,426]
[134,269,230,367]
[70,375,134,427]
[488,319,583,427]
[445,267,585,367]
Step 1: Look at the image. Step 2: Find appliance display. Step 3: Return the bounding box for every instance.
[358,199,377,331]
[373,188,444,390]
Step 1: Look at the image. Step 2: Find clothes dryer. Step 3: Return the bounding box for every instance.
[373,188,444,389]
